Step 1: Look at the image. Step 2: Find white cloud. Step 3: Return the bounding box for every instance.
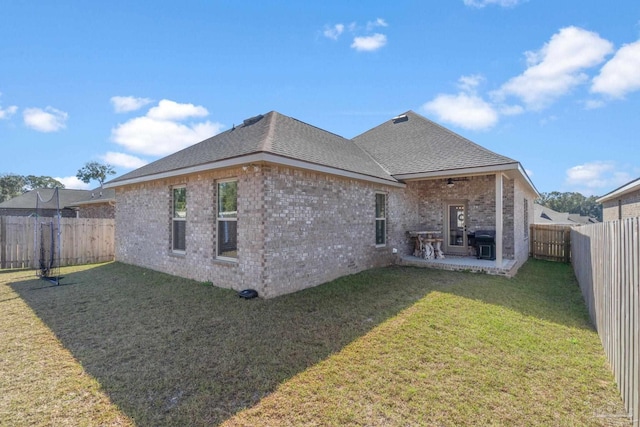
[23,106,68,132]
[591,40,640,98]
[423,74,499,130]
[351,33,387,52]
[323,24,345,40]
[495,26,613,110]
[146,99,209,121]
[423,92,498,131]
[366,18,388,31]
[111,96,153,113]
[55,176,91,190]
[101,151,148,169]
[0,105,17,120]
[112,116,223,156]
[463,0,525,7]
[457,74,484,92]
[111,99,223,156]
[323,19,389,51]
[564,161,632,194]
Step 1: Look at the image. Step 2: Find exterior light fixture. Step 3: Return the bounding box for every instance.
[446,177,469,188]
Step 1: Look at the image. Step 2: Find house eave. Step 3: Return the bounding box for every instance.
[596,178,640,204]
[104,152,405,189]
[393,162,539,197]
[67,198,115,207]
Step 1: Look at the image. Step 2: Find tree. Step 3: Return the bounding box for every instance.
[0,174,64,203]
[23,175,64,191]
[76,162,116,187]
[537,191,602,222]
[0,173,25,203]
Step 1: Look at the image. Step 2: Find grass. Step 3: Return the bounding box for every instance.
[0,260,630,426]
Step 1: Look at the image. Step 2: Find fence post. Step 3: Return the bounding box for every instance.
[0,216,5,269]
[564,227,571,263]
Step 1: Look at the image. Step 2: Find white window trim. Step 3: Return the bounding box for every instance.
[216,178,238,262]
[375,192,387,247]
[172,185,186,254]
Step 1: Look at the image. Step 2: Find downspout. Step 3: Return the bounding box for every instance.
[495,173,503,267]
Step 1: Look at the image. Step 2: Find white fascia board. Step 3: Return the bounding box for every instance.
[104,152,405,189]
[393,163,520,181]
[596,177,640,203]
[394,162,539,197]
[514,163,540,198]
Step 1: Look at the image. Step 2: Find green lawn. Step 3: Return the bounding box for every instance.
[0,260,630,426]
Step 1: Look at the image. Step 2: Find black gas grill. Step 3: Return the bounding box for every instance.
[474,230,496,260]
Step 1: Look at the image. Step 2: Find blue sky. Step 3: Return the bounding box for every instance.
[1,1,639,196]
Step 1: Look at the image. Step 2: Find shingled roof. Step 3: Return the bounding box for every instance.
[108,111,398,186]
[353,110,518,177]
[106,110,534,192]
[0,188,90,209]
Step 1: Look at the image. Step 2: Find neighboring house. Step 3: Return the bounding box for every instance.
[0,188,116,219]
[67,188,116,218]
[0,188,91,218]
[597,177,640,221]
[105,110,538,298]
[534,203,598,225]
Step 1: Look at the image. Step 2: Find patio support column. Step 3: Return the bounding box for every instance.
[495,173,503,266]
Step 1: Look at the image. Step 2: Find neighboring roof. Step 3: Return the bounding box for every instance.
[0,188,90,210]
[67,187,116,207]
[353,111,518,177]
[533,203,598,225]
[106,111,398,187]
[567,213,599,225]
[596,176,640,204]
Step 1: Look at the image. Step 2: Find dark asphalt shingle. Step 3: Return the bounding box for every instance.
[108,110,521,186]
[353,110,517,175]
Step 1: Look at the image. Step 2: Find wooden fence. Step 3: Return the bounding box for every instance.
[530,224,572,262]
[0,216,115,270]
[571,219,639,426]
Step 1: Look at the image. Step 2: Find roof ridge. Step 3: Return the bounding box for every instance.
[350,136,394,177]
[261,111,277,152]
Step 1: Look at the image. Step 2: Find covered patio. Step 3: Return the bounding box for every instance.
[398,253,518,277]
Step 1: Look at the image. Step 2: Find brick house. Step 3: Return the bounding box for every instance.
[105,110,538,298]
[598,177,640,221]
[67,188,116,219]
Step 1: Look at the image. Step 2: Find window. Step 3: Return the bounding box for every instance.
[172,186,186,252]
[375,193,386,246]
[217,180,238,259]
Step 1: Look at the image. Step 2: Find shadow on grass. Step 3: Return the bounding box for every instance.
[8,259,592,426]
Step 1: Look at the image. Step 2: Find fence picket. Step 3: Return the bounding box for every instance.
[530,224,573,262]
[0,216,114,270]
[572,220,640,426]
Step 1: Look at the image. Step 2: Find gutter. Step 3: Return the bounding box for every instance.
[104,152,406,189]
